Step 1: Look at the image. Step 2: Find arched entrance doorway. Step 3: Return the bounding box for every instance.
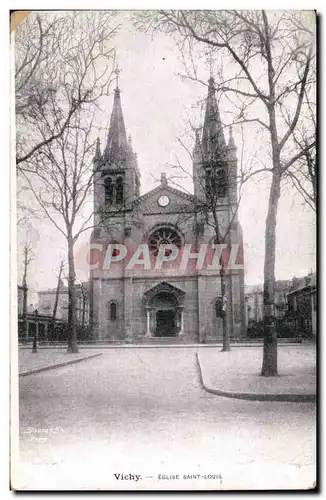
[144,281,186,338]
[152,291,177,337]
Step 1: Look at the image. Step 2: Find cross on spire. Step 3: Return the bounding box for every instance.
[114,64,121,89]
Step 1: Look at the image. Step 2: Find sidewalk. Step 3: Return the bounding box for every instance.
[18,348,103,377]
[197,345,316,402]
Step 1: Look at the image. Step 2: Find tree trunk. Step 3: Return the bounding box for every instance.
[22,245,30,342]
[51,260,63,340]
[221,266,230,351]
[261,169,281,376]
[67,235,78,353]
[22,284,28,341]
[81,289,86,330]
[212,209,231,352]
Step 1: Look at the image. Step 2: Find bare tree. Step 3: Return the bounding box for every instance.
[15,11,120,169]
[284,86,316,212]
[17,181,44,228]
[50,259,65,339]
[16,11,124,353]
[73,280,89,333]
[21,106,97,353]
[21,243,33,340]
[136,9,316,375]
[80,283,88,331]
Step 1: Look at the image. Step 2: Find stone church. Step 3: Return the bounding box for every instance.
[89,77,246,343]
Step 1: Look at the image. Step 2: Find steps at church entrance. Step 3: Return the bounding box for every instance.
[135,336,187,345]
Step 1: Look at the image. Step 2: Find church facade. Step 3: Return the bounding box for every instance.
[89,77,246,343]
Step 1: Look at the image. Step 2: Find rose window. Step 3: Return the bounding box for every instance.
[148,228,182,257]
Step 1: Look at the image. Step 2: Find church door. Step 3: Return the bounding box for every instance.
[156,310,176,337]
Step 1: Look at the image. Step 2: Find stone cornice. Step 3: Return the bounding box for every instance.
[135,183,195,206]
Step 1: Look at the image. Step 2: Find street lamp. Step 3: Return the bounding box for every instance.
[32,309,39,353]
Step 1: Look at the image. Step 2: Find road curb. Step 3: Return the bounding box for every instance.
[196,352,316,403]
[19,342,308,349]
[19,352,103,377]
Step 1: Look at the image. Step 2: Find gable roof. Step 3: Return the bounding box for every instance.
[144,280,186,300]
[135,182,195,206]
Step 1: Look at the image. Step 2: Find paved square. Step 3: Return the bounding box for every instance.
[16,348,316,490]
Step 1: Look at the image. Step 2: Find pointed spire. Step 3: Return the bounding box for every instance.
[202,77,227,161]
[103,85,128,164]
[193,127,202,164]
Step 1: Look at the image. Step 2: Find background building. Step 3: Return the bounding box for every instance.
[17,281,91,343]
[38,281,89,327]
[245,280,292,325]
[287,272,316,338]
[245,272,316,338]
[18,284,52,342]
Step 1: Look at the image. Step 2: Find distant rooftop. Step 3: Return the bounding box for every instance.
[245,274,316,296]
[38,282,88,295]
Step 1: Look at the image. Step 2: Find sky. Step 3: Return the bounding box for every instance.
[16,10,316,305]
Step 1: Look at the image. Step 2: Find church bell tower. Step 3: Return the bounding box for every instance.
[92,66,140,229]
[193,76,238,209]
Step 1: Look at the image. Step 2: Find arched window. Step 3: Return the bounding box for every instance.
[205,165,228,198]
[110,302,117,321]
[104,177,114,204]
[108,240,121,258]
[116,177,124,205]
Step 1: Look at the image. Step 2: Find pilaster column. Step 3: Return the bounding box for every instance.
[124,277,133,341]
[178,305,185,338]
[145,306,152,337]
